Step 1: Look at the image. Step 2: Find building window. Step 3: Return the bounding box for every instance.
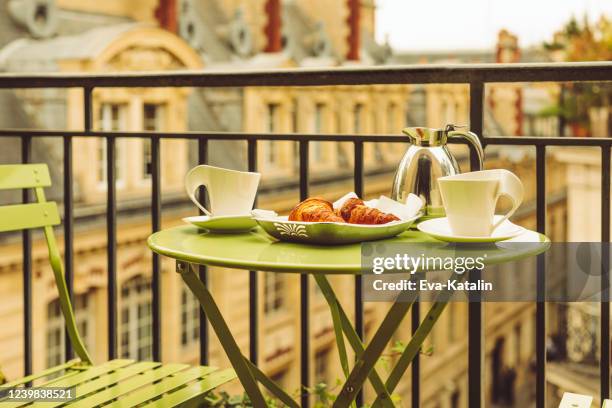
[120,276,152,360]
[451,390,461,408]
[387,103,397,132]
[46,293,93,368]
[514,323,521,364]
[314,348,331,384]
[264,103,280,167]
[353,103,364,133]
[181,286,200,347]
[447,303,456,343]
[264,273,284,315]
[97,103,127,184]
[291,99,300,172]
[142,104,163,179]
[291,99,298,133]
[312,103,325,162]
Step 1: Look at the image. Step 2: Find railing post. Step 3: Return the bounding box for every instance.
[468,81,484,408]
[198,137,209,366]
[248,139,258,365]
[536,145,547,408]
[107,135,118,360]
[151,134,162,361]
[353,140,364,407]
[601,146,611,403]
[411,301,420,408]
[299,140,310,407]
[21,136,32,376]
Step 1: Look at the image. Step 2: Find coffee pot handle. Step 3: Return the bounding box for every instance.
[447,128,485,170]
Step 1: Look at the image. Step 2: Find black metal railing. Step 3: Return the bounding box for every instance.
[0,62,611,407]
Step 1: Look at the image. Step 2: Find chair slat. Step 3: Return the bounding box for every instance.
[2,360,136,407]
[40,359,134,389]
[68,363,189,407]
[0,203,60,233]
[142,368,235,408]
[0,360,80,388]
[0,164,51,190]
[105,366,216,408]
[34,362,160,408]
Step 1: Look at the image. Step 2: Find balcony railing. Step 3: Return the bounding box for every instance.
[0,61,611,407]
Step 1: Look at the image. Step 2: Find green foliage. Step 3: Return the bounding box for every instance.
[203,339,441,406]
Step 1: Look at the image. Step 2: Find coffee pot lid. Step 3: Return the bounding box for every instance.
[402,124,463,146]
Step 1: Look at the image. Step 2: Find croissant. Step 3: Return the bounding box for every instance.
[339,197,400,225]
[288,198,345,223]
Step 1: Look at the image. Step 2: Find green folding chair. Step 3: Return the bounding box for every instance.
[0,164,235,406]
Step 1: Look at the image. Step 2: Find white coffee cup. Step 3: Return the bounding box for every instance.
[185,165,261,216]
[437,169,524,237]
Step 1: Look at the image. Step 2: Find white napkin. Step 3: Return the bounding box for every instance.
[335,192,423,221]
[251,209,279,218]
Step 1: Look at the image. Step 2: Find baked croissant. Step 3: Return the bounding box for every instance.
[339,197,400,224]
[288,198,345,223]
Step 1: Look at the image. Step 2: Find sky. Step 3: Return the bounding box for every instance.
[375,0,612,52]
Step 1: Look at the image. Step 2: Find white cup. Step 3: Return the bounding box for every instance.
[437,169,524,237]
[185,165,261,216]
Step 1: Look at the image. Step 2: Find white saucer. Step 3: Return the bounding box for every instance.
[417,216,525,243]
[183,214,257,233]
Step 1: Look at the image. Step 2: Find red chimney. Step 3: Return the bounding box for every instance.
[346,0,360,60]
[264,0,282,52]
[155,0,177,33]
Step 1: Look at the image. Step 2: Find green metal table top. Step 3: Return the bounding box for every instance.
[147,225,550,274]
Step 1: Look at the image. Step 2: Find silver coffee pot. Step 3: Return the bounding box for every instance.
[391,124,484,217]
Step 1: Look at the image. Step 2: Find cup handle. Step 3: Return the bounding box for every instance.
[492,170,524,231]
[185,166,212,216]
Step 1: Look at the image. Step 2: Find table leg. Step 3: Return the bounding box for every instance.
[178,262,267,407]
[371,301,449,407]
[333,296,416,407]
[313,275,395,407]
[370,276,465,408]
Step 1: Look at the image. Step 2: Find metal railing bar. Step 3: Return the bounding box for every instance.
[411,301,420,408]
[353,141,364,407]
[2,130,612,146]
[2,130,612,148]
[601,146,611,402]
[198,137,209,366]
[0,62,609,89]
[151,135,162,361]
[535,145,547,408]
[106,135,118,360]
[21,135,32,376]
[62,86,91,360]
[468,81,485,408]
[63,135,73,361]
[247,140,258,365]
[299,140,310,407]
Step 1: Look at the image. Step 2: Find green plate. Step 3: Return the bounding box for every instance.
[147,226,550,275]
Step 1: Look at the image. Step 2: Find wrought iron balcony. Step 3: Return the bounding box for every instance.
[0,61,611,407]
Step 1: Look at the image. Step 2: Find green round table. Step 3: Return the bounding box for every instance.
[148,225,549,274]
[148,225,549,407]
